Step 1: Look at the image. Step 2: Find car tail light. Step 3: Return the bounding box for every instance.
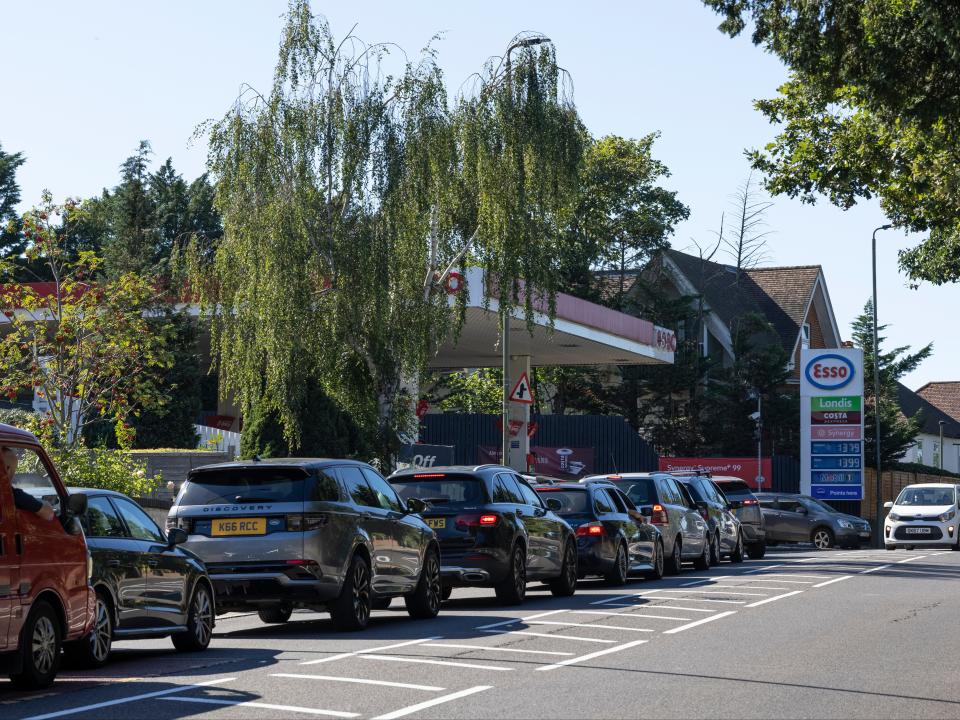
[454,514,499,529]
[650,504,669,525]
[742,498,758,506]
[607,475,622,480]
[287,514,327,531]
[413,473,446,478]
[285,559,318,566]
[480,514,498,526]
[575,523,606,537]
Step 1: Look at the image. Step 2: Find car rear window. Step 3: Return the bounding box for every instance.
[535,488,590,514]
[180,467,310,505]
[391,474,489,508]
[605,477,656,506]
[714,480,754,499]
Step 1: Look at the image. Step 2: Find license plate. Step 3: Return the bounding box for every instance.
[904,527,932,534]
[212,517,267,536]
[424,518,446,530]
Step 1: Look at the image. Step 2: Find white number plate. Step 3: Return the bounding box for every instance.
[904,527,931,534]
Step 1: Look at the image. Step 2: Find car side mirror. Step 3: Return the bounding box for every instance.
[166,527,188,547]
[67,493,88,515]
[543,497,562,512]
[883,501,894,509]
[406,497,428,515]
[65,516,83,536]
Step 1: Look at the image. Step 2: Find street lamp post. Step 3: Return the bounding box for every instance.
[939,420,945,470]
[872,223,891,547]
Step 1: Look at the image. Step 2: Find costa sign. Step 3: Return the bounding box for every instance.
[804,353,856,390]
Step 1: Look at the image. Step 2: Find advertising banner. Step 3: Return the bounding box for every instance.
[658,457,772,489]
[801,349,865,500]
[396,443,455,470]
[479,446,594,479]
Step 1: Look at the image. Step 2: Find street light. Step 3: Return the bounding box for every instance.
[939,420,945,470]
[872,223,892,546]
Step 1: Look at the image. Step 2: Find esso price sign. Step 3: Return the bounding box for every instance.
[805,354,856,391]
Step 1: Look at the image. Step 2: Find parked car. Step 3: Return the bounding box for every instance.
[581,473,709,574]
[168,458,441,631]
[0,423,93,689]
[711,477,766,559]
[884,483,960,550]
[66,488,214,667]
[534,482,663,584]
[389,465,578,605]
[756,493,871,549]
[674,473,744,565]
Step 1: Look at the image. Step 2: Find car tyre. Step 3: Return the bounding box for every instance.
[665,537,683,575]
[331,553,372,631]
[441,584,453,601]
[709,532,721,566]
[729,533,745,563]
[549,541,578,597]
[406,548,441,619]
[746,541,766,560]
[644,539,665,580]
[371,597,393,611]
[885,544,897,550]
[495,544,527,605]
[258,604,293,624]
[604,543,628,586]
[693,536,710,570]
[811,527,835,550]
[10,600,61,690]
[65,592,113,669]
[172,583,214,652]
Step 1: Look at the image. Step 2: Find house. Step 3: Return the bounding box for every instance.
[916,382,960,425]
[896,382,960,473]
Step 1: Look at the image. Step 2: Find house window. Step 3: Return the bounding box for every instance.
[801,323,811,350]
[915,441,923,465]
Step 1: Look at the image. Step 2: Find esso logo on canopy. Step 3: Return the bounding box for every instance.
[805,354,855,390]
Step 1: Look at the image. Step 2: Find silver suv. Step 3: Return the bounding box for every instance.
[756,493,871,549]
[167,458,441,630]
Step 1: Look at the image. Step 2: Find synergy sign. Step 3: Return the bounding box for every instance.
[800,349,865,500]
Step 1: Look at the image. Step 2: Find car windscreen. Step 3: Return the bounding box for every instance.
[895,486,957,506]
[180,468,309,505]
[391,475,489,508]
[803,497,840,514]
[535,489,591,514]
[714,480,754,499]
[605,478,655,507]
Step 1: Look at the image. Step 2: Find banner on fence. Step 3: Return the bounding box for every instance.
[658,457,772,489]
[479,446,594,479]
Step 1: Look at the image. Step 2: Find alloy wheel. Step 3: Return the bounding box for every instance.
[353,561,371,626]
[617,544,627,580]
[655,542,664,576]
[32,616,57,676]
[566,544,577,586]
[813,530,832,550]
[89,598,112,662]
[193,588,214,646]
[514,548,526,599]
[425,554,441,615]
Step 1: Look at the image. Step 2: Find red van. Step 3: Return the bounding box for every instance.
[0,423,94,689]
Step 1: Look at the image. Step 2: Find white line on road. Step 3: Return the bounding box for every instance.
[744,590,804,608]
[663,611,737,634]
[482,629,616,643]
[859,564,892,575]
[743,564,783,573]
[475,609,568,630]
[160,697,358,718]
[372,686,492,720]
[750,573,829,579]
[573,610,692,621]
[812,575,852,588]
[896,555,928,564]
[527,620,653,632]
[359,655,512,671]
[656,588,769,596]
[930,551,955,556]
[23,677,237,720]
[737,578,814,584]
[300,637,441,666]
[654,605,717,613]
[271,674,444,691]
[423,643,573,657]
[536,639,649,672]
[680,575,730,586]
[650,597,747,604]
[693,583,791,591]
[589,590,662,605]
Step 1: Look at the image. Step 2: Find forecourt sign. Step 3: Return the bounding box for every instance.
[800,348,865,500]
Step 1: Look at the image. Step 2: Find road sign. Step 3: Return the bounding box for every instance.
[509,372,534,404]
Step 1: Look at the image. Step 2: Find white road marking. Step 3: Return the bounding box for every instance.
[372,686,492,720]
[859,564,892,575]
[526,620,653,632]
[737,578,814,584]
[475,609,567,630]
[300,637,441,666]
[650,597,746,604]
[681,575,730,586]
[536,639,649,672]
[653,605,717,613]
[744,590,804,608]
[271,674,444,691]
[23,678,237,720]
[750,573,829,579]
[811,575,852,588]
[574,610,692,621]
[930,551,955,556]
[743,564,783,573]
[160,697,358,718]
[896,555,927,564]
[482,629,616,643]
[693,583,791,591]
[663,611,737,634]
[656,588,769,596]
[359,655,511,671]
[423,643,573,657]
[589,589,662,605]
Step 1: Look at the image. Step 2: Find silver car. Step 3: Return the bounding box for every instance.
[756,493,871,549]
[167,458,441,630]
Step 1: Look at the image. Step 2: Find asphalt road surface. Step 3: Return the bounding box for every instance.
[5,547,960,720]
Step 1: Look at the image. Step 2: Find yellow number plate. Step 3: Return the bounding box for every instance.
[212,517,267,536]
[425,518,446,530]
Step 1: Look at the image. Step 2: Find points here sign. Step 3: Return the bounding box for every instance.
[800,348,864,500]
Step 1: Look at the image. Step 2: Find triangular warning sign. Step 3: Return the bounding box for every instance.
[509,372,534,404]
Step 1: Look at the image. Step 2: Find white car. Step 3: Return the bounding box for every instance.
[884,483,960,550]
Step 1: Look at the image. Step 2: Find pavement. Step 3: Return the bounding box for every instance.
[4,546,960,719]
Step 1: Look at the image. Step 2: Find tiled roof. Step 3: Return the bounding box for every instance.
[594,271,641,302]
[916,381,960,424]
[897,382,960,438]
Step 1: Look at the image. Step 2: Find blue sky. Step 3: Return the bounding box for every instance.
[2,1,955,388]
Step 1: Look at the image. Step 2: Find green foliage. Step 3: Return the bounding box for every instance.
[703,0,960,284]
[433,370,502,414]
[851,299,933,469]
[0,407,33,430]
[0,142,25,260]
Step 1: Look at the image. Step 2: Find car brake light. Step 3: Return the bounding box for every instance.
[287,514,327,531]
[742,499,758,506]
[413,473,446,478]
[285,559,318,566]
[607,475,622,480]
[651,504,669,524]
[576,523,606,536]
[479,514,498,526]
[454,514,499,528]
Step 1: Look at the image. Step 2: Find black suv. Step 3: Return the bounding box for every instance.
[389,465,578,605]
[169,459,442,631]
[712,477,767,559]
[674,473,744,565]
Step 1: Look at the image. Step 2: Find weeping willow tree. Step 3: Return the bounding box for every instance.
[184,1,583,463]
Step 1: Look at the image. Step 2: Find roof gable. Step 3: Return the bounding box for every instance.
[898,382,960,438]
[916,382,960,424]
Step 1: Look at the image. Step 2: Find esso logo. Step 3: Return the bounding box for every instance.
[805,354,855,390]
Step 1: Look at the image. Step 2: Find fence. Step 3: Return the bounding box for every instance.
[194,424,241,456]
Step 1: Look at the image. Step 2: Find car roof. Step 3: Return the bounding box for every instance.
[0,422,40,446]
[389,464,508,478]
[899,483,959,489]
[534,482,589,491]
[67,487,130,499]
[189,458,373,474]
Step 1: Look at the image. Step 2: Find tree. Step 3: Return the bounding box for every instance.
[722,171,773,283]
[187,1,584,464]
[432,370,502,415]
[851,299,932,469]
[102,141,159,277]
[0,143,26,260]
[703,1,960,285]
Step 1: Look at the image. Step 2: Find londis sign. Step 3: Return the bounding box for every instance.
[804,353,856,391]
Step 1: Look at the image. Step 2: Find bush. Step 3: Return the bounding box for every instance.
[892,462,960,479]
[50,445,159,497]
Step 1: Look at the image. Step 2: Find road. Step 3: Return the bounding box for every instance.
[5,547,960,719]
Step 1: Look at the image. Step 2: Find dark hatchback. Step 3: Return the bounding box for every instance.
[534,483,664,584]
[389,465,578,605]
[674,474,744,565]
[68,489,214,668]
[712,477,767,559]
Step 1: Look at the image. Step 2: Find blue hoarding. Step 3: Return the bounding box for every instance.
[811,484,864,500]
[811,470,862,484]
[811,456,862,470]
[810,441,862,455]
